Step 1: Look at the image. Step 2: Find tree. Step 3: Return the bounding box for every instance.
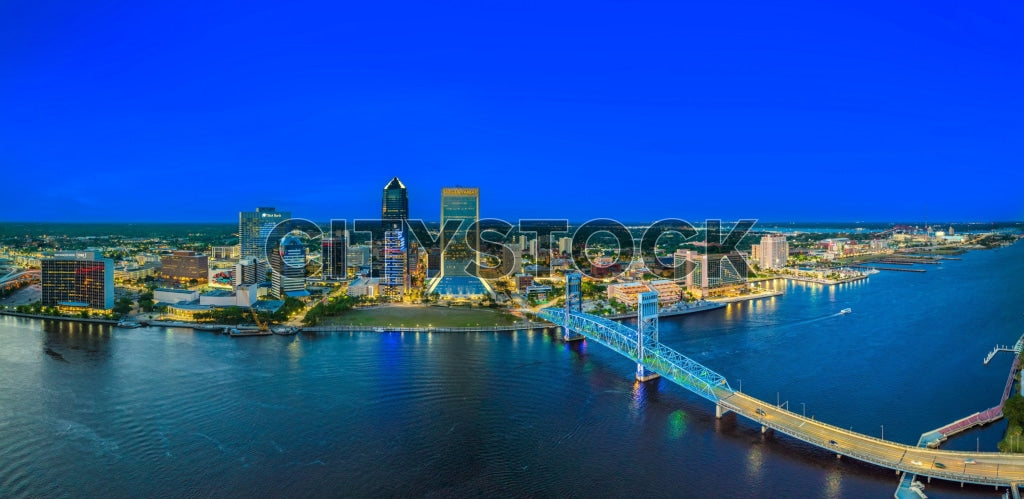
[1004,394,1024,426]
[138,291,155,312]
[113,297,133,316]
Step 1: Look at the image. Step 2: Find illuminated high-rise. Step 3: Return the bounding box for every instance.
[271,232,307,298]
[759,234,789,270]
[382,229,407,301]
[41,251,114,311]
[381,177,409,226]
[427,187,492,298]
[239,207,290,261]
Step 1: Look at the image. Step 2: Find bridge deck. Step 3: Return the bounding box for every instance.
[543,304,1024,488]
[719,391,1024,487]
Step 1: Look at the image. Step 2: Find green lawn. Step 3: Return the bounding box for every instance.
[321,305,521,327]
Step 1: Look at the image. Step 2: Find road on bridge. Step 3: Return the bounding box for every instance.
[719,391,1024,486]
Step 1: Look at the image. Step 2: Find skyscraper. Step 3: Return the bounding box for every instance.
[41,251,114,311]
[375,177,409,278]
[239,207,290,261]
[427,187,492,298]
[382,229,407,301]
[271,232,307,298]
[759,234,789,270]
[381,177,409,226]
[322,236,347,280]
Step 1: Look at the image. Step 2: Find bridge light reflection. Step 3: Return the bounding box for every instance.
[744,444,765,483]
[824,466,843,499]
[667,409,688,439]
[630,379,653,418]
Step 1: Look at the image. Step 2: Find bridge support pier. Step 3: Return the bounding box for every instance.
[563,327,584,342]
[636,364,660,382]
[715,403,730,419]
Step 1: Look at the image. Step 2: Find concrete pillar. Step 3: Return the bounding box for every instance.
[716,403,730,419]
[637,364,660,382]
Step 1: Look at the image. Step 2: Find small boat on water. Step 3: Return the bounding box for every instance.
[272,326,298,336]
[840,308,852,314]
[116,320,142,328]
[373,327,385,333]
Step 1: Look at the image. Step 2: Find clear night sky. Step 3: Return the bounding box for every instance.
[2,1,1021,223]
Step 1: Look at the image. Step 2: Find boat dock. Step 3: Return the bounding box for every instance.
[894,333,1024,498]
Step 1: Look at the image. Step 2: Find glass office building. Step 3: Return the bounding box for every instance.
[239,207,290,260]
[427,187,492,298]
[41,251,114,311]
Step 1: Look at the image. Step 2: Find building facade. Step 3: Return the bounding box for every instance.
[759,234,789,270]
[322,236,347,280]
[382,229,407,301]
[239,207,290,260]
[234,257,266,286]
[41,251,114,311]
[271,232,306,298]
[160,251,209,282]
[427,187,492,298]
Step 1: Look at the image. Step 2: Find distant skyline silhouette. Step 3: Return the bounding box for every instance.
[2,1,1021,223]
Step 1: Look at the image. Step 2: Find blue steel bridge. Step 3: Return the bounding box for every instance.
[538,273,1024,495]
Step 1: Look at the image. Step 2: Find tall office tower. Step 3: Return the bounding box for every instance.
[234,257,266,286]
[374,177,409,278]
[382,230,407,301]
[427,187,492,298]
[271,233,307,298]
[239,207,290,260]
[759,234,789,270]
[322,236,347,280]
[381,177,409,224]
[41,251,114,311]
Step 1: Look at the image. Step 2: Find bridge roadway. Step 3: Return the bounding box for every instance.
[717,390,1024,487]
[539,297,1024,489]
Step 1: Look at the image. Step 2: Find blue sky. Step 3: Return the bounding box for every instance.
[1,0,1021,223]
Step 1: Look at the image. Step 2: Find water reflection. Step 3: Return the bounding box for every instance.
[629,378,660,420]
[824,465,843,498]
[41,319,112,364]
[744,444,765,484]
[667,409,688,439]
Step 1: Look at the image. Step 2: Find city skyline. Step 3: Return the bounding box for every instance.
[2,1,1021,223]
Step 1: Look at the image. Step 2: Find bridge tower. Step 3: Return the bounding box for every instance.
[636,291,661,381]
[563,273,584,341]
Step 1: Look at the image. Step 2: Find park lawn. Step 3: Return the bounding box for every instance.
[322,305,521,328]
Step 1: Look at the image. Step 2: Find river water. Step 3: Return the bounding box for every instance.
[1,242,1022,498]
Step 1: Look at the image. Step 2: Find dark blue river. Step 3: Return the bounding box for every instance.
[1,242,1022,498]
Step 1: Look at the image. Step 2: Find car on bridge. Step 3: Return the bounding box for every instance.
[829,439,838,446]
[934,462,946,469]
[756,408,766,416]
[910,460,923,466]
[964,458,976,464]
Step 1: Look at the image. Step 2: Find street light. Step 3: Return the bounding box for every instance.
[881,425,885,441]
[801,402,806,417]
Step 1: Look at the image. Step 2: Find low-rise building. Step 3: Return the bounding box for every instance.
[199,285,258,307]
[347,277,379,298]
[647,279,681,304]
[153,288,199,304]
[166,303,213,321]
[607,282,649,304]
